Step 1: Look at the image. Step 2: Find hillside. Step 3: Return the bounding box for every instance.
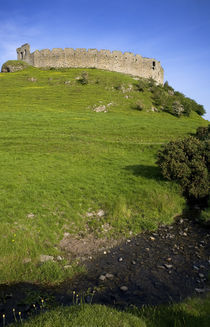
[0,64,208,285]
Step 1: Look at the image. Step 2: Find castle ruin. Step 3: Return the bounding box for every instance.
[17,44,164,84]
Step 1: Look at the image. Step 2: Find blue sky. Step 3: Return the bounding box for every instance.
[0,0,209,120]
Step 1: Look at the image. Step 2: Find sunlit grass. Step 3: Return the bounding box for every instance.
[0,66,207,284]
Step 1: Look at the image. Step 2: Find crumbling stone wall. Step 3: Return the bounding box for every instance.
[16,44,164,84]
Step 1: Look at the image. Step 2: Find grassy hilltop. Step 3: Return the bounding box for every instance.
[0,64,209,326]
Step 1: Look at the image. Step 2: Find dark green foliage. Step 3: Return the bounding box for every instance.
[148,77,156,87]
[136,79,146,92]
[163,81,174,94]
[196,125,210,141]
[149,81,206,117]
[157,136,209,199]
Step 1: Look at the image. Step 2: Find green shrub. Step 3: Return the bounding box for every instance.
[156,136,209,199]
[196,125,210,141]
[149,81,206,117]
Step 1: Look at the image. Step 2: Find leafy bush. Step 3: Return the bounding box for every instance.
[156,136,209,199]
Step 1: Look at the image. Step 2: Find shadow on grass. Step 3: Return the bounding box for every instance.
[124,164,163,180]
[0,216,209,326]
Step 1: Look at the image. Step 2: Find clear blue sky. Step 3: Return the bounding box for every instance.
[0,0,209,120]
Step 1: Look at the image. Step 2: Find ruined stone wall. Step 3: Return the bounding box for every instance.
[17,44,164,84]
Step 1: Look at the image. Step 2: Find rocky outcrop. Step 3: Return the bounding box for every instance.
[1,60,28,73]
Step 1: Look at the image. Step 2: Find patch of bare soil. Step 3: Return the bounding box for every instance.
[59,233,119,261]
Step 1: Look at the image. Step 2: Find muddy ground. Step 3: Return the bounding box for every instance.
[0,213,209,326]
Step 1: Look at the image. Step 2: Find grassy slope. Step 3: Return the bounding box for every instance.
[9,295,210,327]
[0,66,208,284]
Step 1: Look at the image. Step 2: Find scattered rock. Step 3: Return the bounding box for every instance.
[64,80,70,84]
[28,77,37,82]
[97,209,105,217]
[145,248,150,251]
[131,260,136,265]
[198,273,205,278]
[164,264,173,269]
[105,273,114,279]
[64,265,71,269]
[150,236,155,241]
[86,212,94,217]
[193,265,199,270]
[118,257,123,262]
[40,255,54,263]
[93,105,107,113]
[151,106,158,112]
[57,256,63,261]
[103,251,107,255]
[27,213,35,218]
[120,286,128,292]
[63,232,70,237]
[22,258,31,264]
[99,275,106,281]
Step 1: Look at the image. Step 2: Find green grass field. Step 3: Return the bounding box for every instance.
[0,65,207,284]
[0,65,209,326]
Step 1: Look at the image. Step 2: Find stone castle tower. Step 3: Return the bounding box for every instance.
[17,43,164,84]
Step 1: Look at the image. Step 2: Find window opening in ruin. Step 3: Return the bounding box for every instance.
[152,61,156,70]
[24,49,27,56]
[20,52,23,60]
